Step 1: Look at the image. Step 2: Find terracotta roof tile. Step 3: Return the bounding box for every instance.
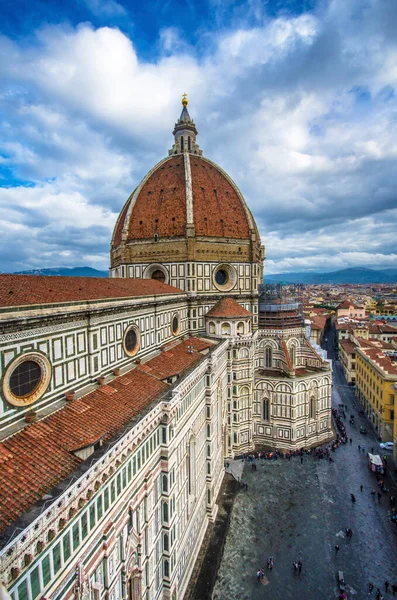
[190,159,250,238]
[127,158,187,241]
[0,275,182,308]
[118,155,254,243]
[206,297,252,318]
[0,337,212,534]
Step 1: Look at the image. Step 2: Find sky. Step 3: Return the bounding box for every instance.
[0,0,397,275]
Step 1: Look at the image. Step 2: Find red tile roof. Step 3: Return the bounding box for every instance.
[114,155,255,246]
[0,337,212,534]
[206,297,252,318]
[138,338,212,379]
[127,158,187,241]
[339,339,357,354]
[357,347,397,376]
[0,275,182,308]
[190,158,250,238]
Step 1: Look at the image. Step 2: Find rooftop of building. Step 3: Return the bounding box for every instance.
[206,297,252,318]
[0,275,182,309]
[356,346,397,377]
[0,336,214,537]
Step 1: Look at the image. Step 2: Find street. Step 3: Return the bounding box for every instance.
[212,325,397,600]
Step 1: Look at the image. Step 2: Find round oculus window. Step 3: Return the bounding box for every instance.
[2,352,52,407]
[9,360,41,398]
[152,269,166,283]
[123,326,140,357]
[172,315,180,335]
[215,269,228,286]
[213,264,237,291]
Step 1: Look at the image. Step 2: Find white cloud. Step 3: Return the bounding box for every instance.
[0,0,397,273]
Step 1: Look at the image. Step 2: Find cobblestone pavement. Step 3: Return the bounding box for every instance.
[212,346,397,599]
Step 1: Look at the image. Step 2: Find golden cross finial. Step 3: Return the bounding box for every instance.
[182,93,188,107]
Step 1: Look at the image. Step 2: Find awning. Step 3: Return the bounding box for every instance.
[368,453,383,466]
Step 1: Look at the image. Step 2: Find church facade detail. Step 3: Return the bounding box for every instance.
[0,98,332,600]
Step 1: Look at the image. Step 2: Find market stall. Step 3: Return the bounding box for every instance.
[367,453,384,474]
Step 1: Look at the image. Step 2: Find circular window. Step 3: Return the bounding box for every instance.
[3,352,52,407]
[215,269,228,286]
[143,264,169,284]
[123,325,140,357]
[213,264,237,292]
[9,361,41,398]
[152,269,166,283]
[172,315,180,336]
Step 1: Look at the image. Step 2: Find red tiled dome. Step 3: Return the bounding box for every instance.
[112,155,258,248]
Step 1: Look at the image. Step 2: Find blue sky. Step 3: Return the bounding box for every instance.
[0,0,397,274]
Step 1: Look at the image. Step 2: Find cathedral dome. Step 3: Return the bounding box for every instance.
[112,154,257,248]
[110,97,264,290]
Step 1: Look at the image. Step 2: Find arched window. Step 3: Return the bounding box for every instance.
[187,437,195,495]
[310,396,316,419]
[289,345,296,366]
[233,432,237,444]
[164,559,170,578]
[154,233,158,243]
[188,136,191,151]
[162,501,168,523]
[263,398,269,421]
[207,462,211,474]
[265,347,272,368]
[221,322,231,335]
[237,322,245,335]
[162,474,168,493]
[208,321,216,335]
[180,136,184,151]
[163,533,169,552]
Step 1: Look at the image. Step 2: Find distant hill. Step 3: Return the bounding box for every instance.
[12,266,108,278]
[266,267,397,284]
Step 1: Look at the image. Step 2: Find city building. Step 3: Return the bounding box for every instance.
[355,345,397,445]
[0,98,332,600]
[336,301,366,320]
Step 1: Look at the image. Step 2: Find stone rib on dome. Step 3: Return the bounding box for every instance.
[112,154,257,248]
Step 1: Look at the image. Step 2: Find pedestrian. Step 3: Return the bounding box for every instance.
[392,583,397,595]
[293,561,298,572]
[377,491,382,501]
[362,445,365,453]
[335,544,340,554]
[350,438,352,444]
[371,489,376,497]
[300,456,303,464]
[385,581,390,593]
[298,560,302,574]
[358,444,361,451]
[371,447,374,453]
[360,484,364,492]
[270,557,274,570]
[368,582,374,594]
[257,569,262,582]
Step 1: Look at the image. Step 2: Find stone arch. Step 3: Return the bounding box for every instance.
[239,347,249,358]
[221,322,231,335]
[236,321,245,335]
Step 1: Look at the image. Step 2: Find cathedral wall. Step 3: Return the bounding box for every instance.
[0,296,188,429]
[0,343,227,600]
[109,260,260,298]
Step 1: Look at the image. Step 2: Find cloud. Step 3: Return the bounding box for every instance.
[0,0,397,274]
[84,0,127,17]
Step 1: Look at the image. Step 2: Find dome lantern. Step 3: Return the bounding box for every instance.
[169,95,203,156]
